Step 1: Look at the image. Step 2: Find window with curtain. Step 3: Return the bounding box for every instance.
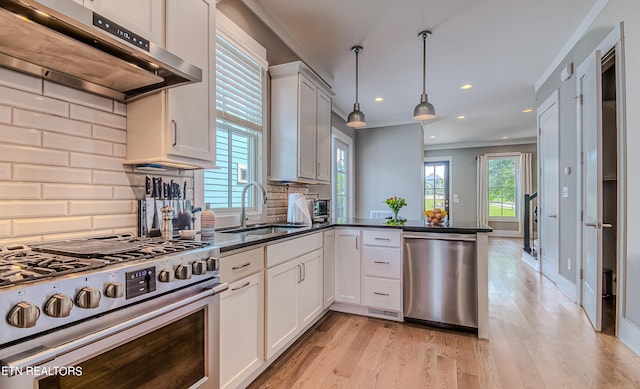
[487,156,518,219]
[204,31,264,211]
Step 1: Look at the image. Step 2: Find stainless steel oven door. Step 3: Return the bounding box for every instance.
[0,282,227,389]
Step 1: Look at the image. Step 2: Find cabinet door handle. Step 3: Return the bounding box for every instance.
[231,281,251,291]
[373,261,390,265]
[374,292,390,296]
[374,237,391,241]
[232,262,251,270]
[297,264,302,283]
[316,162,320,177]
[355,236,358,250]
[301,262,306,282]
[171,120,178,147]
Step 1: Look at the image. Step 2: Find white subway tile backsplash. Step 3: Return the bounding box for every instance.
[0,144,68,166]
[113,101,127,116]
[113,143,126,157]
[0,220,10,238]
[43,132,112,155]
[0,163,10,180]
[0,183,41,200]
[113,186,139,200]
[70,153,125,171]
[70,104,126,129]
[41,229,114,242]
[13,109,91,137]
[93,214,137,230]
[92,170,132,186]
[0,201,68,218]
[43,184,112,200]
[44,82,113,112]
[0,68,42,94]
[70,200,133,215]
[0,124,41,146]
[14,164,91,184]
[13,216,92,237]
[0,105,10,123]
[0,86,67,116]
[92,125,126,143]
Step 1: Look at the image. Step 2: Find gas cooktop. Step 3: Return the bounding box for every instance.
[0,234,210,288]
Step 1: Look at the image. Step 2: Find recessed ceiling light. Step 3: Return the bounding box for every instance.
[460,84,473,90]
[502,136,509,139]
[522,108,533,113]
[429,135,436,139]
[374,97,384,102]
[456,115,466,119]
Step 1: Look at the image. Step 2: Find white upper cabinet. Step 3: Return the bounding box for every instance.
[125,0,216,169]
[79,0,165,46]
[270,61,333,183]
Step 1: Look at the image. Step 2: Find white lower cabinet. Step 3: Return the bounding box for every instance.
[265,233,324,361]
[332,228,403,321]
[334,229,361,304]
[219,248,264,389]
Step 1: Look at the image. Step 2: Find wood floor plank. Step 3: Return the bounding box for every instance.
[248,238,640,389]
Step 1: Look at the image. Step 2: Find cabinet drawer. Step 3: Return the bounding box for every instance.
[362,246,401,279]
[362,277,402,311]
[220,248,264,283]
[266,232,323,268]
[363,229,401,247]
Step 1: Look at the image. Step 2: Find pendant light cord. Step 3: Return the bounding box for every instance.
[422,33,426,94]
[355,48,360,104]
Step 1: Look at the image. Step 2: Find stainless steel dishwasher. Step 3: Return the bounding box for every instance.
[403,232,478,329]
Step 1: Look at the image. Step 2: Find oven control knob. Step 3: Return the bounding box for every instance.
[159,269,174,283]
[192,260,207,275]
[76,287,101,309]
[175,264,192,280]
[44,294,73,318]
[7,302,40,328]
[104,282,124,298]
[206,257,219,272]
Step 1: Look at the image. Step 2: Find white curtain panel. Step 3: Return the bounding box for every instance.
[476,155,489,225]
[520,152,534,236]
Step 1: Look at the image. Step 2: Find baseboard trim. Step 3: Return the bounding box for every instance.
[522,250,540,272]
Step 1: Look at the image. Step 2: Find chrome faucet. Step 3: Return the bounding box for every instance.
[240,181,268,228]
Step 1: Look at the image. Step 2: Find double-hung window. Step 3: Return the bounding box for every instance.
[203,12,267,226]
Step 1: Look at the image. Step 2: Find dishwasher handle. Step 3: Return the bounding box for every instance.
[403,233,476,242]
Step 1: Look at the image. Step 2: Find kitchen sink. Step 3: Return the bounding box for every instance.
[219,224,307,236]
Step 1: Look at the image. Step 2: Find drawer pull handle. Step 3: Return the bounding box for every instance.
[373,261,390,265]
[374,292,390,296]
[232,262,251,270]
[374,237,391,241]
[231,281,251,291]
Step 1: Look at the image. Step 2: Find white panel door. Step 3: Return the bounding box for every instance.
[298,249,323,328]
[265,259,299,359]
[334,229,361,304]
[323,230,335,309]
[297,75,317,180]
[578,50,603,331]
[539,98,560,284]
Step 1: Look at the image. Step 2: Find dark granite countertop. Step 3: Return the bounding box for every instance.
[200,218,491,254]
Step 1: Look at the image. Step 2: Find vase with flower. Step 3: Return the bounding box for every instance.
[385,196,407,223]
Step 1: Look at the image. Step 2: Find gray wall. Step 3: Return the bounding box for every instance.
[424,143,538,224]
[356,123,424,220]
[536,0,640,349]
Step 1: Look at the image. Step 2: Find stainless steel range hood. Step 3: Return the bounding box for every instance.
[0,0,202,102]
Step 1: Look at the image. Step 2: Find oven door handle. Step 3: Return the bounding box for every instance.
[1,282,228,375]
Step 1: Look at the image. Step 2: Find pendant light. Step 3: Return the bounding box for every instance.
[413,30,436,121]
[347,45,366,128]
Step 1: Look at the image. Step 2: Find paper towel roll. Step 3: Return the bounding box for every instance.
[287,193,312,225]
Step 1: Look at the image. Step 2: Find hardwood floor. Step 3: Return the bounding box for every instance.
[248,238,640,388]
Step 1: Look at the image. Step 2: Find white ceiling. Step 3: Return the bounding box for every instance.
[242,0,598,148]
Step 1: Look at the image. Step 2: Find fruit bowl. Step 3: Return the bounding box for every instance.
[425,208,447,225]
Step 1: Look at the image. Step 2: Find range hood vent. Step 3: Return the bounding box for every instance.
[0,0,202,102]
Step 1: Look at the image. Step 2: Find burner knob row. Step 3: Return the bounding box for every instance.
[159,259,217,283]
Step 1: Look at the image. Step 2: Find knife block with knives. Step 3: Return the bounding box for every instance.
[138,176,195,238]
